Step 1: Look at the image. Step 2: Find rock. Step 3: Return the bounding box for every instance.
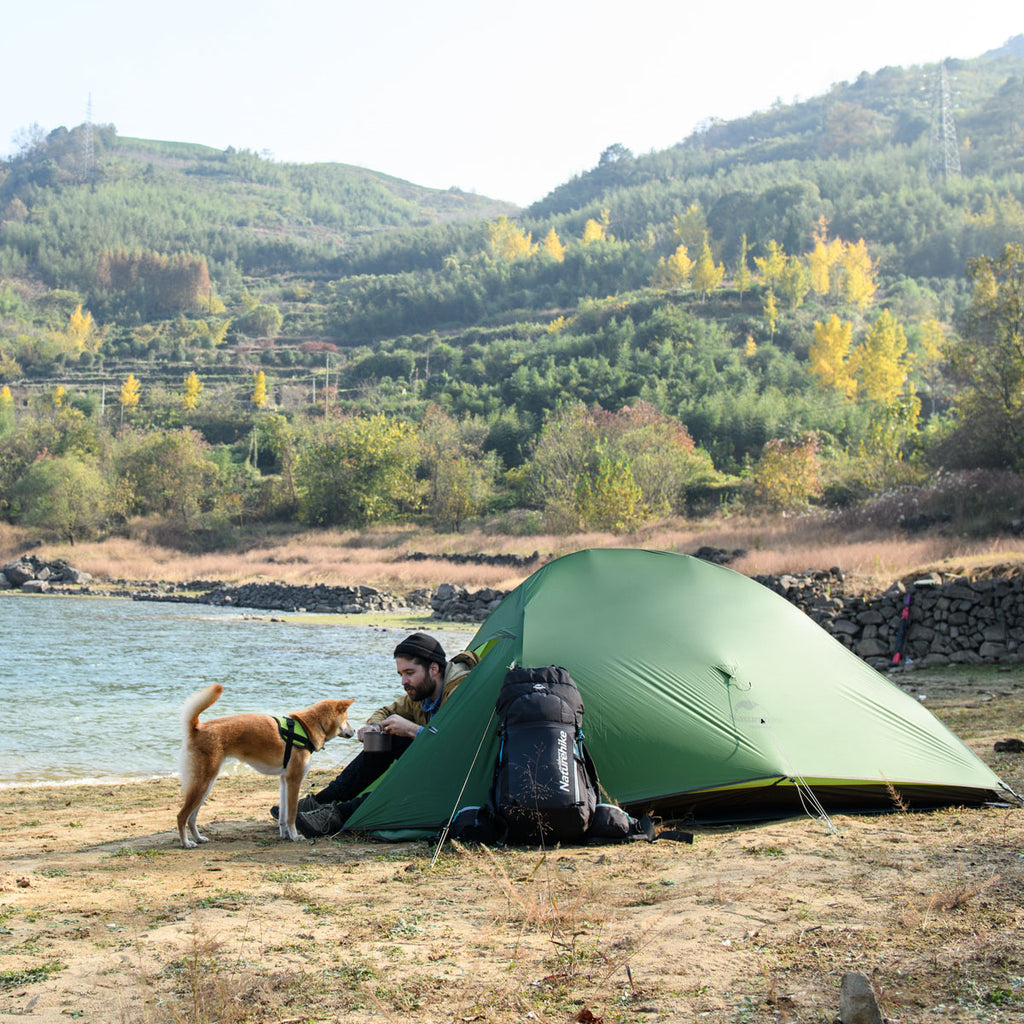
[2,560,35,586]
[994,738,1024,753]
[838,970,882,1024]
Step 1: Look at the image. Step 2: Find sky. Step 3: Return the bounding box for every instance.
[2,1,1022,207]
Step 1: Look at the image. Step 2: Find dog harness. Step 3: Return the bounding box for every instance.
[272,716,317,768]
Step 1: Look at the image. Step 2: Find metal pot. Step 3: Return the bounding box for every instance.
[362,730,393,753]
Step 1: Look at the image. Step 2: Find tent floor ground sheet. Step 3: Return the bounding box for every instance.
[2,665,1023,1023]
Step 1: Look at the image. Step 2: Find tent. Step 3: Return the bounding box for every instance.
[346,548,1016,833]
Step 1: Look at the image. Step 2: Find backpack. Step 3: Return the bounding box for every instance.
[489,665,599,845]
[446,665,667,848]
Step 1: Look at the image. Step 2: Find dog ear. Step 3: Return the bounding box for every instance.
[338,698,355,711]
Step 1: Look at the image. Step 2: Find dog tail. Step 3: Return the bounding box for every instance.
[181,683,224,734]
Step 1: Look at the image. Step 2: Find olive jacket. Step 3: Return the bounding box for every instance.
[365,650,479,729]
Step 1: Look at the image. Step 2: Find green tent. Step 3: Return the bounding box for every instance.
[346,548,1016,833]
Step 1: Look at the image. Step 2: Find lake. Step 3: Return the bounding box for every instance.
[0,594,476,786]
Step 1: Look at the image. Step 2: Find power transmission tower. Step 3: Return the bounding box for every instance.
[78,93,95,183]
[929,62,961,180]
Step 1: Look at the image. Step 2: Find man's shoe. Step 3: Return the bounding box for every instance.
[270,793,321,821]
[296,801,348,839]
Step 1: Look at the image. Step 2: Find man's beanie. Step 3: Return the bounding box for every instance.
[393,632,446,666]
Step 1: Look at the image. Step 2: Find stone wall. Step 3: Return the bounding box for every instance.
[4,554,1023,668]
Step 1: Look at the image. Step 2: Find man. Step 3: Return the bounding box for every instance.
[284,631,478,838]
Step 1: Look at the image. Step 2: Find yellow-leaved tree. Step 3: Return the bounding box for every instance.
[849,309,908,405]
[753,240,787,294]
[68,304,103,354]
[252,371,269,409]
[542,228,566,263]
[0,384,13,433]
[809,314,857,398]
[839,239,877,309]
[182,370,203,411]
[582,209,611,245]
[691,233,725,300]
[487,215,535,262]
[119,373,140,428]
[651,244,694,290]
[807,216,844,298]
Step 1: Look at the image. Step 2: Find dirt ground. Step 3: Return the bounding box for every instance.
[2,665,1023,1024]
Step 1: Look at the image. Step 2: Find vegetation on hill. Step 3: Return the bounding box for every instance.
[2,38,1024,549]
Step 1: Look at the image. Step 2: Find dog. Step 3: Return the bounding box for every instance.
[177,683,355,848]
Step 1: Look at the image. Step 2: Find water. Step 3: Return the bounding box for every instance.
[0,594,476,786]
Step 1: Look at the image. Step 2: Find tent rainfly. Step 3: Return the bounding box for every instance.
[346,548,1018,834]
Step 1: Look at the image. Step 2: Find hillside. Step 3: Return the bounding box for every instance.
[2,38,1024,548]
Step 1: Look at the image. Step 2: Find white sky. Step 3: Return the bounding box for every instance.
[2,1,1021,207]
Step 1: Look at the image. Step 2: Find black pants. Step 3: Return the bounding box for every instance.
[314,735,413,804]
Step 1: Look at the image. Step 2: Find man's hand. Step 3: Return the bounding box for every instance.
[379,714,419,739]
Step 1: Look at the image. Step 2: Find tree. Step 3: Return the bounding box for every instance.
[294,414,420,527]
[13,454,110,544]
[691,233,725,300]
[651,243,694,290]
[762,291,778,339]
[850,309,909,406]
[235,303,283,338]
[574,449,644,533]
[487,215,534,262]
[807,216,843,298]
[839,239,877,309]
[181,370,203,411]
[752,433,823,511]
[520,402,712,530]
[734,234,751,299]
[809,315,856,397]
[251,370,269,409]
[672,204,708,254]
[117,427,221,530]
[944,243,1024,466]
[753,239,787,293]
[777,254,811,311]
[542,228,566,263]
[417,404,495,530]
[0,385,13,437]
[582,209,611,245]
[68,304,103,355]
[118,373,140,428]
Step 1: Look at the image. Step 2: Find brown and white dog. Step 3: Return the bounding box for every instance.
[177,684,355,848]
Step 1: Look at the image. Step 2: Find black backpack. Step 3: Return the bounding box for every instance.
[447,666,670,847]
[489,665,599,844]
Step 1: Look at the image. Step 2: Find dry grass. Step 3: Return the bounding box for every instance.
[1,675,1023,1023]
[5,515,1024,597]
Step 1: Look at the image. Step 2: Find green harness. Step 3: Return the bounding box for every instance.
[272,716,317,768]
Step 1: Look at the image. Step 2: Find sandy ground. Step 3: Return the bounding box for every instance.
[2,666,1024,1024]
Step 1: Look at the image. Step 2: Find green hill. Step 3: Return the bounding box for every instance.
[3,37,1024,543]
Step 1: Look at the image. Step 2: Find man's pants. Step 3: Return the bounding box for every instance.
[313,735,413,804]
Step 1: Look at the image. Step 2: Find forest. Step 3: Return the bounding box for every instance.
[2,37,1024,548]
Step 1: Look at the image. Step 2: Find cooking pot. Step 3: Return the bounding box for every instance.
[362,730,393,752]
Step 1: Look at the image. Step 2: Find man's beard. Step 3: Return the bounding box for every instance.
[405,673,434,702]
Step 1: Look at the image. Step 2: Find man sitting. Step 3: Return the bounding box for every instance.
[278,631,477,838]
